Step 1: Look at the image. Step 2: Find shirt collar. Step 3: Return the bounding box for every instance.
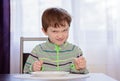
[46,38,68,49]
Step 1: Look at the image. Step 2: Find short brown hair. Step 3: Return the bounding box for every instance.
[42,8,71,32]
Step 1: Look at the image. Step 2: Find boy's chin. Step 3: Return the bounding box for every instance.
[55,42,65,46]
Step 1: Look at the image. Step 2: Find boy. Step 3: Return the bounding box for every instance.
[24,7,89,74]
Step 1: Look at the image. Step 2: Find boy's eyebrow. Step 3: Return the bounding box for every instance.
[64,27,69,30]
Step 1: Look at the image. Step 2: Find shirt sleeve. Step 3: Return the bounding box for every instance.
[70,63,89,74]
[23,45,40,73]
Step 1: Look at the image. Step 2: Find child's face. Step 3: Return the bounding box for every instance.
[43,24,69,46]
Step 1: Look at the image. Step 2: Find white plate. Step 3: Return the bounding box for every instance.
[31,71,69,77]
[14,73,90,81]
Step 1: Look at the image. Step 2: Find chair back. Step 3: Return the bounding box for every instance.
[20,37,47,73]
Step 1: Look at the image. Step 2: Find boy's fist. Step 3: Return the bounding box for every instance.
[74,56,86,70]
[32,60,43,71]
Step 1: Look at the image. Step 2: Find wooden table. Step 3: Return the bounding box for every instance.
[0,73,117,81]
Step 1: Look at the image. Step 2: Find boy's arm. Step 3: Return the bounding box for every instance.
[70,47,89,74]
[23,45,40,73]
[23,54,39,73]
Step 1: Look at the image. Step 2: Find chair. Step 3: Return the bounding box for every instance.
[20,37,47,73]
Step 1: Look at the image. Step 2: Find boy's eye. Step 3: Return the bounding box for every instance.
[63,29,68,32]
[52,31,57,33]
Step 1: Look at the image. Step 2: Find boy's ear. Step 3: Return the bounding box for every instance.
[42,28,48,35]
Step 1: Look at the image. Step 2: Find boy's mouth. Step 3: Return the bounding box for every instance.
[56,38,64,41]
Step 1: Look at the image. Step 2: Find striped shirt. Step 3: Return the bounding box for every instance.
[23,40,89,74]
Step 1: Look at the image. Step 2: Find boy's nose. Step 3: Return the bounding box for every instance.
[57,33,64,38]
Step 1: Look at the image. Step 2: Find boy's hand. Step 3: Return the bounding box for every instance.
[74,56,86,70]
[32,60,43,71]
